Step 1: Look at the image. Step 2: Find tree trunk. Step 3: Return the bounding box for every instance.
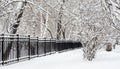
[3,1,27,61]
[106,43,112,51]
[83,36,98,61]
[62,28,65,39]
[57,0,65,40]
[57,19,62,39]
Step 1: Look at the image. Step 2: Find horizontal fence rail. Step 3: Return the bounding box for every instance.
[0,34,82,65]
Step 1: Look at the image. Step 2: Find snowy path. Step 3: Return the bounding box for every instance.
[0,48,120,69]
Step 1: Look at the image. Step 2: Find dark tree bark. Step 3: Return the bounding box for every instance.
[57,0,65,40]
[106,43,112,52]
[62,28,65,39]
[3,1,27,61]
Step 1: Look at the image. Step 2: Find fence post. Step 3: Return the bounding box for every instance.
[54,39,56,52]
[2,34,4,65]
[50,38,52,55]
[28,35,31,60]
[44,38,46,56]
[55,39,57,52]
[16,34,20,62]
[37,37,39,56]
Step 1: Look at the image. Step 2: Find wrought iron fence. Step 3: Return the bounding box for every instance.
[0,34,82,65]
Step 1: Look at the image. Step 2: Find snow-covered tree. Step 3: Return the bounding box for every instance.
[103,0,120,49]
[75,0,118,61]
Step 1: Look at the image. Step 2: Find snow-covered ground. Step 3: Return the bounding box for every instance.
[0,47,120,69]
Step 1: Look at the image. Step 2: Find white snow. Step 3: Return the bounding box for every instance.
[0,48,120,69]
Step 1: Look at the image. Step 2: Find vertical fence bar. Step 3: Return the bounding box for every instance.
[44,38,46,56]
[50,39,51,54]
[28,35,30,60]
[54,39,56,52]
[37,37,39,56]
[2,34,4,65]
[16,34,20,62]
[54,40,56,52]
[55,39,57,52]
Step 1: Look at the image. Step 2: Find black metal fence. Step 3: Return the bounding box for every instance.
[0,34,82,65]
